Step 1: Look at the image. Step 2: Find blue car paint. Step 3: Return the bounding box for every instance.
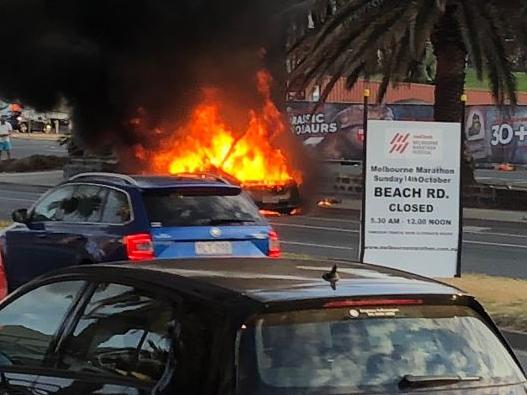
[0,176,274,291]
[151,225,272,258]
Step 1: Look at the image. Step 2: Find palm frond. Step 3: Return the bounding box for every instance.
[292,2,413,89]
[459,0,517,104]
[456,1,484,80]
[288,0,527,107]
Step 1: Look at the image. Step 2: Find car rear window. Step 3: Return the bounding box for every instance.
[143,188,265,227]
[237,304,525,394]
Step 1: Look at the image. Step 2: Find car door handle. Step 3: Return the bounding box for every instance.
[36,233,48,239]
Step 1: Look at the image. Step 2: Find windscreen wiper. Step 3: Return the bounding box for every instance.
[207,218,256,225]
[399,374,481,389]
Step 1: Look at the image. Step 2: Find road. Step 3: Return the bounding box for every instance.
[518,350,527,371]
[271,208,527,279]
[1,183,527,279]
[0,183,526,368]
[0,185,45,219]
[9,137,67,159]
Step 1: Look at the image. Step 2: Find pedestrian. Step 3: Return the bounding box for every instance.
[0,117,13,160]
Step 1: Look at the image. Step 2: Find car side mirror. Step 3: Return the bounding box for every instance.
[12,208,29,224]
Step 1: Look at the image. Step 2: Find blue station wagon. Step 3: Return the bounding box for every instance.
[0,172,280,292]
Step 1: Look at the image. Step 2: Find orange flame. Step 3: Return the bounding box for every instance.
[136,71,299,186]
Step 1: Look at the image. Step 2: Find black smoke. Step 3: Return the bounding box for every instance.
[0,0,295,150]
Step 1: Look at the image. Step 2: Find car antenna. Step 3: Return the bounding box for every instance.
[322,264,339,290]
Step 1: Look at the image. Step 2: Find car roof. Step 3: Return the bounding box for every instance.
[130,175,237,189]
[63,172,239,190]
[49,258,463,310]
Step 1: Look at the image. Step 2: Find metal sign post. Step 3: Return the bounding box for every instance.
[457,94,467,277]
[359,89,370,261]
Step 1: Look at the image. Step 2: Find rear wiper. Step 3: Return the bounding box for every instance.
[399,375,481,389]
[207,218,256,225]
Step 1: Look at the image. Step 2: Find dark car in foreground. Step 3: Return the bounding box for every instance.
[0,258,524,394]
[0,172,280,293]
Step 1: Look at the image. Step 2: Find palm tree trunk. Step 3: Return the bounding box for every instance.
[431,5,466,122]
[431,5,475,185]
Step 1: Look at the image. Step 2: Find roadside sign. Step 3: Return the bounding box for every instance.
[360,120,462,277]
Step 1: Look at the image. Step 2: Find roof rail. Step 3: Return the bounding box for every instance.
[68,172,139,186]
[173,172,233,185]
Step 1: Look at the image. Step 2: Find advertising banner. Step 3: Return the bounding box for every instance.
[286,102,432,161]
[287,101,527,166]
[362,120,461,277]
[465,106,527,164]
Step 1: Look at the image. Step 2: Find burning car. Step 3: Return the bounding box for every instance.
[244,181,301,214]
[186,167,302,214]
[135,70,303,214]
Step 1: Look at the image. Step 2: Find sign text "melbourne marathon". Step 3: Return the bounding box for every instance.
[370,165,455,184]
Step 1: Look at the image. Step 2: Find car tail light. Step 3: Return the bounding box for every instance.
[324,298,424,308]
[0,252,7,300]
[124,233,155,262]
[357,128,365,142]
[268,230,281,258]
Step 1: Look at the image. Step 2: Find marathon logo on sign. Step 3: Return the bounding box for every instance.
[385,130,442,160]
[389,133,410,154]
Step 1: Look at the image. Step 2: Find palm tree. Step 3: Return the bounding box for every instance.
[288,0,527,123]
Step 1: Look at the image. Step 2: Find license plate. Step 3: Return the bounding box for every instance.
[262,192,291,203]
[195,241,233,256]
[262,195,281,203]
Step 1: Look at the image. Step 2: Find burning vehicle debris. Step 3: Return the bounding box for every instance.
[134,71,304,213]
[244,181,302,214]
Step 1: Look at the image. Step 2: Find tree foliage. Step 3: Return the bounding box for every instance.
[287,0,527,105]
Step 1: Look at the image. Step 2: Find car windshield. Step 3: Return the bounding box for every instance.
[143,188,265,227]
[237,304,525,394]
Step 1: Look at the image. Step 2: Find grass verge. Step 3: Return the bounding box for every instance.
[0,155,66,173]
[443,274,527,332]
[282,256,527,333]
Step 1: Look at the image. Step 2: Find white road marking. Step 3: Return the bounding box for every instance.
[271,222,359,233]
[463,240,527,249]
[303,216,360,224]
[0,197,36,203]
[274,220,527,241]
[0,191,42,197]
[275,221,527,250]
[282,238,527,251]
[463,226,491,233]
[281,241,355,250]
[464,230,527,239]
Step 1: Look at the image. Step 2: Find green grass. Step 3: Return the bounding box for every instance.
[285,253,527,333]
[369,69,527,92]
[464,68,527,92]
[444,274,527,332]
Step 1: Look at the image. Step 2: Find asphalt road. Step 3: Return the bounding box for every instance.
[8,137,67,159]
[271,208,527,279]
[1,183,527,279]
[0,184,526,368]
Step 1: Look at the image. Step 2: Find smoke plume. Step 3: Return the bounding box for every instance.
[0,0,295,150]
